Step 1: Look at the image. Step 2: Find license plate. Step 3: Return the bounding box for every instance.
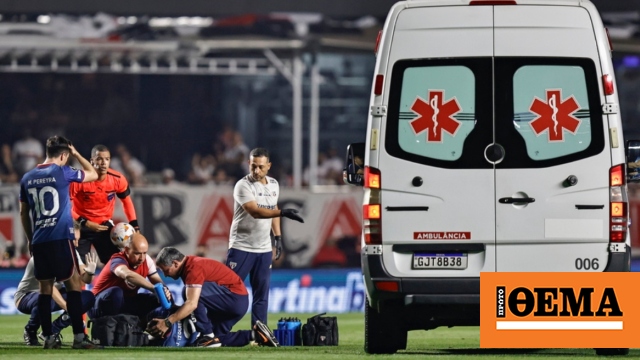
[412,253,467,269]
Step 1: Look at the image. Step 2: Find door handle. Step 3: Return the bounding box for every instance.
[499,197,535,204]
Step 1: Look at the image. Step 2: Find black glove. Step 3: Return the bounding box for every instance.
[274,235,282,260]
[129,219,140,232]
[280,209,304,223]
[101,220,115,231]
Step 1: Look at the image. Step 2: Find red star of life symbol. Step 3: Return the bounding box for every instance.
[529,89,581,142]
[409,90,462,142]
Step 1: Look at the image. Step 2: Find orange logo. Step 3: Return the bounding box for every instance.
[480,272,640,348]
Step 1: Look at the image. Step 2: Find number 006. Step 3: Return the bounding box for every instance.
[575,258,599,270]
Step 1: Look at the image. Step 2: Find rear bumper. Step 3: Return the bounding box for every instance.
[363,242,630,306]
[362,252,480,307]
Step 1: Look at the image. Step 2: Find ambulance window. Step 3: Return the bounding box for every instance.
[512,65,592,161]
[395,65,476,161]
[387,58,493,169]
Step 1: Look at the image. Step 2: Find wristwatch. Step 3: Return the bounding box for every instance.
[164,318,172,328]
[77,217,88,227]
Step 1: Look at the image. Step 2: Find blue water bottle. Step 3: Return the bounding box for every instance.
[286,318,298,331]
[291,318,302,345]
[154,283,171,310]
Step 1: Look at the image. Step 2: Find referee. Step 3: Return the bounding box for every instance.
[70,144,140,263]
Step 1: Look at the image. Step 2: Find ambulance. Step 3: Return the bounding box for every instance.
[343,0,640,355]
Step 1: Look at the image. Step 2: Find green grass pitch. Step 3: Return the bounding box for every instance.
[0,313,636,359]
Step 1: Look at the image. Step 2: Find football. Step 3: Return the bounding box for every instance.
[110,222,135,248]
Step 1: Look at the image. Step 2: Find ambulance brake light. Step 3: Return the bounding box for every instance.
[609,164,628,243]
[603,74,614,96]
[364,204,381,220]
[610,163,623,186]
[374,75,384,96]
[365,166,381,189]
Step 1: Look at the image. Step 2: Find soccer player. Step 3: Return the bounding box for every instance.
[19,135,101,349]
[70,144,140,264]
[227,147,304,326]
[88,233,170,326]
[16,250,97,346]
[148,247,279,347]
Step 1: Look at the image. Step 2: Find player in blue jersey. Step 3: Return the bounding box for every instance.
[19,135,101,350]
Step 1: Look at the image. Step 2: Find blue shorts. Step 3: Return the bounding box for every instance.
[32,239,78,282]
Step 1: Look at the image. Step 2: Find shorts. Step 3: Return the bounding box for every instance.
[78,228,120,264]
[32,239,79,282]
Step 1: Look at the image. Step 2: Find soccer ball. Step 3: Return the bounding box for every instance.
[110,222,135,248]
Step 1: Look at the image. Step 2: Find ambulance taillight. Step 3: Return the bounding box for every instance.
[364,166,382,245]
[610,164,628,243]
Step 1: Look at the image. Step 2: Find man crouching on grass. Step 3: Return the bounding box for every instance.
[147,246,279,347]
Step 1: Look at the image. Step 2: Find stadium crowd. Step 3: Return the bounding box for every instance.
[0,126,345,187]
[0,73,352,188]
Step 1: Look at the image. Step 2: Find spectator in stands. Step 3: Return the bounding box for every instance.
[187,152,216,185]
[222,131,250,178]
[302,152,329,186]
[320,147,344,185]
[12,128,44,177]
[0,143,18,184]
[110,143,146,186]
[161,168,178,185]
[213,167,234,186]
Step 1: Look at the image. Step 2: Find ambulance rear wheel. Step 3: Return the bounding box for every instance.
[365,298,401,354]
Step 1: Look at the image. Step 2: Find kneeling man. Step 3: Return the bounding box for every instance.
[148,247,279,348]
[88,233,170,326]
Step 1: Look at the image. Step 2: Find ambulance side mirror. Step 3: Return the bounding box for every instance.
[343,142,365,186]
[626,140,640,183]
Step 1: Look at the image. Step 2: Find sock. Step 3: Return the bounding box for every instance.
[82,284,87,331]
[66,291,85,335]
[37,294,53,337]
[205,333,214,338]
[74,333,85,342]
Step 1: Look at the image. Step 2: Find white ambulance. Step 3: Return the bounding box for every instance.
[343,0,640,355]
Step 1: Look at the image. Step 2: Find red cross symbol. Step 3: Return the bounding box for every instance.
[410,90,462,142]
[529,89,581,142]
